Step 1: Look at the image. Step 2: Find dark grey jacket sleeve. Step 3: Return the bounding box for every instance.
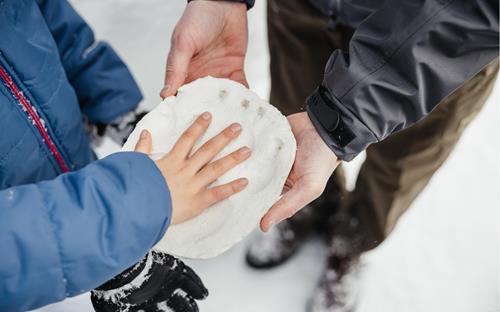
[306,0,499,161]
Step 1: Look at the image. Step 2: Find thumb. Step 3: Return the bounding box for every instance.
[161,41,194,99]
[260,184,311,232]
[134,130,152,154]
[229,69,249,88]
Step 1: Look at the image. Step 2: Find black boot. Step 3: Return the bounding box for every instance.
[308,206,373,312]
[307,250,361,312]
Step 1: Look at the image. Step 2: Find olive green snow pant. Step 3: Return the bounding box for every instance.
[267,0,499,254]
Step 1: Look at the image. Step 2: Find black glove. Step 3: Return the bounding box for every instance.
[91,251,208,312]
[85,110,148,147]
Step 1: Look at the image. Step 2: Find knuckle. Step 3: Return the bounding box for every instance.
[203,139,218,153]
[165,60,176,72]
[207,161,222,176]
[210,187,225,200]
[171,30,183,45]
[172,31,193,52]
[230,151,241,162]
[181,130,197,143]
[213,161,225,173]
[230,182,241,193]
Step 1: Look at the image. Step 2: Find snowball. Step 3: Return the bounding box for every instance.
[122,77,296,259]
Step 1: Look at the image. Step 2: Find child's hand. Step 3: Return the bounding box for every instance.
[134,112,251,224]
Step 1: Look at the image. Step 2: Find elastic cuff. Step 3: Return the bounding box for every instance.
[306,87,378,161]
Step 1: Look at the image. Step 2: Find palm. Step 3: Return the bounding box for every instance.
[284,115,328,192]
[163,1,248,98]
[261,113,340,231]
[184,16,248,86]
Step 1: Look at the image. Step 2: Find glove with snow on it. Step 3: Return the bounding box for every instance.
[91,251,208,312]
[85,110,149,147]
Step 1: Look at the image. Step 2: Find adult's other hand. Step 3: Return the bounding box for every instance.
[161,0,248,98]
[260,112,341,232]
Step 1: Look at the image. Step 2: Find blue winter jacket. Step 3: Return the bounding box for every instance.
[0,0,172,310]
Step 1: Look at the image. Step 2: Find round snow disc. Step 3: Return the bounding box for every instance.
[122,77,296,259]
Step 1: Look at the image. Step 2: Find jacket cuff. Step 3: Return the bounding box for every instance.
[306,86,378,161]
[187,0,255,9]
[41,152,172,295]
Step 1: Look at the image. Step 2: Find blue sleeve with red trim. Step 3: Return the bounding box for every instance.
[36,0,143,123]
[0,152,172,312]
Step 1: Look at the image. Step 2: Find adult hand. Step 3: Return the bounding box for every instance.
[260,112,340,232]
[134,112,251,224]
[161,0,248,98]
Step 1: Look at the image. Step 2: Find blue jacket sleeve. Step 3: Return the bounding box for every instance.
[36,0,143,123]
[0,152,171,312]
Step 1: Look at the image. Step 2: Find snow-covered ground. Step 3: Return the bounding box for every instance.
[34,1,499,312]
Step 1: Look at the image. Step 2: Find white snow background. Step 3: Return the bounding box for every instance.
[33,1,499,312]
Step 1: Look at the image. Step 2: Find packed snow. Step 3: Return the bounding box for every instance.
[33,1,499,312]
[122,77,296,259]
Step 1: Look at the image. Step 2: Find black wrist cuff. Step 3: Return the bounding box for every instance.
[187,0,254,10]
[306,86,355,148]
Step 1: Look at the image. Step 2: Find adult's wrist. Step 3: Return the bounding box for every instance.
[305,85,379,162]
[305,86,355,161]
[187,0,254,10]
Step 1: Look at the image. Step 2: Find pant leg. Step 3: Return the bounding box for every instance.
[267,0,353,233]
[335,60,499,254]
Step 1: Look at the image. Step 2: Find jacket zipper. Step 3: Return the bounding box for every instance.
[0,64,69,173]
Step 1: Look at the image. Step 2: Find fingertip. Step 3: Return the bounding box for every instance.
[196,112,212,129]
[260,217,272,232]
[260,200,286,232]
[260,221,268,232]
[200,111,212,121]
[230,123,242,134]
[159,85,171,99]
[239,146,251,158]
[161,83,181,99]
[140,129,150,140]
[135,129,152,154]
[237,177,249,189]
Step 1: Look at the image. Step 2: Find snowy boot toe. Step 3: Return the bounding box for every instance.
[307,254,361,312]
[245,220,309,269]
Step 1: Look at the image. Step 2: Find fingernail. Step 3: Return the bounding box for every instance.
[239,178,249,187]
[140,130,148,139]
[201,112,211,120]
[230,123,241,132]
[239,146,251,155]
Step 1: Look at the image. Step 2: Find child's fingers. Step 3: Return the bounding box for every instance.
[200,178,248,207]
[134,130,152,154]
[197,147,251,186]
[187,123,242,171]
[169,112,211,161]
